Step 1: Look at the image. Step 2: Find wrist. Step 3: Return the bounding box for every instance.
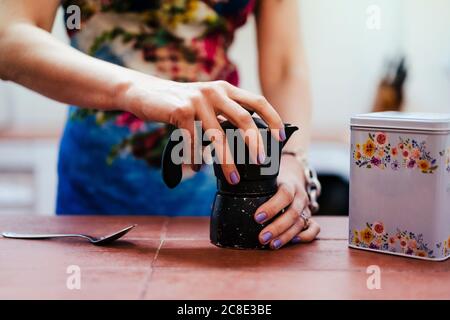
[281,148,308,167]
[114,73,157,117]
[281,148,321,213]
[112,78,135,112]
[116,73,177,122]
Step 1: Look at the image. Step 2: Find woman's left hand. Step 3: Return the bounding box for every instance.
[253,154,321,249]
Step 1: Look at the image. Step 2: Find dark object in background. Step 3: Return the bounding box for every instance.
[161,117,298,249]
[315,174,349,216]
[373,57,408,113]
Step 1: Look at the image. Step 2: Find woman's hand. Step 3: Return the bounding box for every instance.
[253,154,320,249]
[121,78,285,185]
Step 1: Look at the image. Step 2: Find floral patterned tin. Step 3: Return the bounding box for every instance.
[349,112,450,261]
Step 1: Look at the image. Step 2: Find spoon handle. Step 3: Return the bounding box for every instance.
[1,232,90,240]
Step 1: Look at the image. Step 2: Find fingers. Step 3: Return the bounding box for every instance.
[224,82,285,141]
[254,183,297,224]
[291,219,321,244]
[178,117,201,172]
[257,194,307,246]
[168,80,285,184]
[214,96,266,165]
[203,83,266,165]
[198,103,240,185]
[255,183,312,249]
[268,218,305,250]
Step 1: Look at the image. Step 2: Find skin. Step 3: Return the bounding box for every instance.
[0,0,320,249]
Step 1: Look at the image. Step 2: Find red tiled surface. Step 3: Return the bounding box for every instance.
[0,215,449,299]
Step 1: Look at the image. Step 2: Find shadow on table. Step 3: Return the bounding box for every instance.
[155,241,328,270]
[154,240,450,272]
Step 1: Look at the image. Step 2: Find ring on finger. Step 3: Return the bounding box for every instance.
[299,209,311,230]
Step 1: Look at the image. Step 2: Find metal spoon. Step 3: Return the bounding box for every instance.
[1,224,137,246]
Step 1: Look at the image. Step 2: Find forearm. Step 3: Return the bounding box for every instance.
[256,0,312,153]
[262,73,312,153]
[0,23,157,112]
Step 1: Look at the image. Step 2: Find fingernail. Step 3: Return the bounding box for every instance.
[257,152,266,165]
[261,231,272,243]
[255,212,267,224]
[272,239,282,249]
[291,236,301,244]
[279,128,286,141]
[230,171,240,185]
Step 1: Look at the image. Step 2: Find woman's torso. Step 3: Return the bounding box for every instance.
[57,0,256,215]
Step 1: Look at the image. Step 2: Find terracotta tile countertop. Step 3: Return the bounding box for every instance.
[0,215,449,300]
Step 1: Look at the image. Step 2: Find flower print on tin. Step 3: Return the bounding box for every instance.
[353,132,440,174]
[350,221,441,259]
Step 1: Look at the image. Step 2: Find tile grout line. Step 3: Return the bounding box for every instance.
[138,217,169,300]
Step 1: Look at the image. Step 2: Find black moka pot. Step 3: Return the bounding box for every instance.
[161,116,298,249]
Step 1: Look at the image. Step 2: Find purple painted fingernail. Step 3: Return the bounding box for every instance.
[291,236,301,244]
[279,128,286,141]
[257,152,266,165]
[230,171,240,185]
[261,231,273,243]
[255,212,267,224]
[272,239,282,249]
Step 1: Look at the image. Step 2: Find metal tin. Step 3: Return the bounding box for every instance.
[349,112,450,261]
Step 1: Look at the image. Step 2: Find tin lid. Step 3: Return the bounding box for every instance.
[351,112,450,132]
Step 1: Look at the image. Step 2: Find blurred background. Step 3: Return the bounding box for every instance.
[0,0,449,215]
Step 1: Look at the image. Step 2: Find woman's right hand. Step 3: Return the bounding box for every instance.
[120,78,285,185]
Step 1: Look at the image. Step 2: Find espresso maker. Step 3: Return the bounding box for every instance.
[161,117,298,249]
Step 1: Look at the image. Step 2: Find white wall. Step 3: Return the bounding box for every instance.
[301,0,404,132]
[402,0,450,113]
[230,0,450,133]
[0,84,11,128]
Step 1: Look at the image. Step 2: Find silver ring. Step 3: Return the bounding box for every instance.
[300,210,311,230]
